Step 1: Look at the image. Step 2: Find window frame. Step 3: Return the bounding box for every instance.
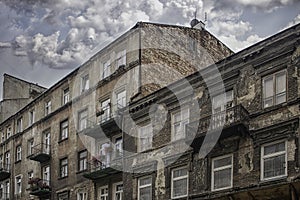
[113,181,123,200]
[99,185,109,200]
[78,150,88,172]
[29,110,35,126]
[81,74,90,93]
[16,117,23,133]
[138,176,152,200]
[261,140,287,181]
[16,145,22,162]
[77,189,87,200]
[171,166,188,199]
[262,70,287,108]
[59,157,68,178]
[15,175,22,194]
[138,124,153,152]
[63,87,70,105]
[103,60,111,79]
[60,119,69,141]
[78,109,88,131]
[211,154,233,191]
[171,107,189,141]
[116,49,126,67]
[45,100,52,115]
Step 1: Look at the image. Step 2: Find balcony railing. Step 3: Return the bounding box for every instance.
[0,164,11,181]
[83,147,123,180]
[186,104,249,141]
[29,143,51,163]
[0,192,9,200]
[82,103,125,138]
[28,178,51,197]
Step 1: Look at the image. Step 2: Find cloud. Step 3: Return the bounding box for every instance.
[285,14,300,28]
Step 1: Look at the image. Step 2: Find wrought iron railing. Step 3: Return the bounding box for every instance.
[31,143,51,156]
[28,178,51,192]
[186,104,249,139]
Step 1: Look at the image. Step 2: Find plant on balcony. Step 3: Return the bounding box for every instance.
[28,178,51,191]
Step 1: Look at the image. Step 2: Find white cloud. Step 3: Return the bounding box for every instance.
[285,14,300,28]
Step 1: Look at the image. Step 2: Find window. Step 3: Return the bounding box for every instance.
[16,117,23,133]
[113,182,123,200]
[116,50,126,67]
[171,167,188,199]
[100,99,111,123]
[4,181,9,197]
[261,141,287,180]
[28,171,33,180]
[212,154,233,191]
[15,175,22,194]
[27,139,34,156]
[60,158,68,178]
[1,132,5,143]
[114,136,123,158]
[99,186,108,200]
[263,70,286,108]
[77,190,87,200]
[29,110,35,125]
[43,131,51,154]
[138,176,152,200]
[45,100,52,115]
[60,119,69,141]
[78,150,87,172]
[63,87,70,105]
[16,145,22,162]
[116,90,126,109]
[103,60,111,79]
[138,125,152,152]
[6,126,11,139]
[58,192,69,200]
[5,152,10,170]
[212,90,234,113]
[78,109,88,131]
[43,166,50,184]
[81,74,89,93]
[171,108,189,141]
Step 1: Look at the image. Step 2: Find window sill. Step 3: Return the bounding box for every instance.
[58,138,68,144]
[15,160,21,164]
[76,169,88,174]
[259,176,287,185]
[58,176,68,180]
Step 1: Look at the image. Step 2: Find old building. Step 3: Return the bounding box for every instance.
[0,20,299,200]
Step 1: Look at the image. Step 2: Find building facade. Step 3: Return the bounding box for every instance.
[0,21,299,200]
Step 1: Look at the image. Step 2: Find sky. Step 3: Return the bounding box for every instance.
[0,0,299,99]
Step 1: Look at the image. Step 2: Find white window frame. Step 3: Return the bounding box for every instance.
[16,145,22,161]
[263,70,287,108]
[60,158,68,178]
[5,151,10,170]
[45,100,52,115]
[28,171,33,180]
[78,109,88,131]
[15,175,22,194]
[77,189,87,200]
[138,124,152,152]
[138,176,152,200]
[103,60,111,79]
[261,140,287,181]
[81,74,89,93]
[171,166,188,199]
[171,108,189,141]
[29,110,35,125]
[116,49,126,67]
[100,98,111,123]
[212,90,234,114]
[211,154,233,191]
[113,182,123,200]
[16,117,23,133]
[42,165,50,184]
[116,90,126,109]
[99,185,108,200]
[63,87,70,105]
[6,126,11,139]
[60,119,69,140]
[27,139,34,156]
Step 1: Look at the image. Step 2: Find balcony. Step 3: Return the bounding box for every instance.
[82,104,124,139]
[186,105,249,148]
[0,192,9,200]
[28,178,51,198]
[29,143,51,163]
[0,164,10,181]
[83,147,123,180]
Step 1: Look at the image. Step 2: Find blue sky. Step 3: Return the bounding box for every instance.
[0,0,299,99]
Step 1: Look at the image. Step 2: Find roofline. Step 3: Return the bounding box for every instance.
[3,73,47,89]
